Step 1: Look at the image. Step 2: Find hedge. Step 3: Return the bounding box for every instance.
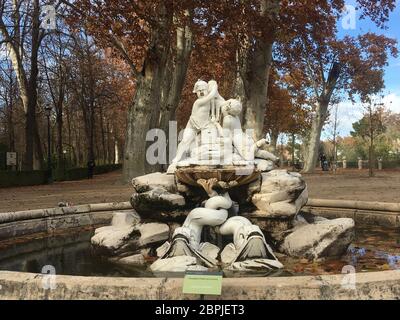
[0,170,47,188]
[0,164,122,188]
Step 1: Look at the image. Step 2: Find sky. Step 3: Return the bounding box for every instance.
[322,0,400,139]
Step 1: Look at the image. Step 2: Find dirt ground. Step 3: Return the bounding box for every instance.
[0,168,399,212]
[303,168,400,203]
[0,171,132,212]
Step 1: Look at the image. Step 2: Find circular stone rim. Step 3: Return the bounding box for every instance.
[0,199,399,300]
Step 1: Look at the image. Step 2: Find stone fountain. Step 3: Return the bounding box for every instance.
[91,80,355,275]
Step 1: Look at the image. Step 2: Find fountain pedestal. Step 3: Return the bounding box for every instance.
[175,165,260,196]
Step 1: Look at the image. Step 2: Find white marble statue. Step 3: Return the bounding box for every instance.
[151,192,283,272]
[220,99,279,164]
[168,80,226,172]
[219,216,283,271]
[151,80,284,273]
[167,80,279,174]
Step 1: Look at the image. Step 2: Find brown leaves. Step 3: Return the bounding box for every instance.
[264,68,311,136]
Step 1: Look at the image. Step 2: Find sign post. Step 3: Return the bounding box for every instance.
[182,271,223,297]
[6,152,17,169]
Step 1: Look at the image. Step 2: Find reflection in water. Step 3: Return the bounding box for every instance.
[0,228,149,277]
[0,225,398,277]
[281,225,400,276]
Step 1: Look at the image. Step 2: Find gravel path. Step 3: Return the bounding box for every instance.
[1,168,399,212]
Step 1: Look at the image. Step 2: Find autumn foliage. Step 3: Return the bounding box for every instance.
[0,0,398,178]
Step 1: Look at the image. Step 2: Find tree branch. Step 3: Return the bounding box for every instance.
[304,57,320,99]
[109,33,141,79]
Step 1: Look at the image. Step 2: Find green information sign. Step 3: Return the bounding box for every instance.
[182,271,223,296]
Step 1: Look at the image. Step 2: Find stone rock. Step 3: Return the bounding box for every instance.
[131,187,185,212]
[91,222,169,256]
[91,225,138,255]
[255,159,274,172]
[109,254,146,267]
[280,218,355,259]
[246,176,262,201]
[111,210,141,227]
[150,256,199,273]
[252,170,308,218]
[91,210,141,255]
[132,172,177,193]
[244,210,294,230]
[294,211,327,226]
[137,223,170,247]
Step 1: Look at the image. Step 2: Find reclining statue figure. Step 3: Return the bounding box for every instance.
[151,192,283,272]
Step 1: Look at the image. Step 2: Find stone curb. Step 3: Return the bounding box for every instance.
[307,199,400,213]
[0,202,132,224]
[304,199,400,228]
[0,270,399,300]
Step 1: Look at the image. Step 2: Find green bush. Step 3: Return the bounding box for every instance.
[0,163,122,187]
[0,170,47,188]
[54,164,122,181]
[94,164,122,174]
[382,160,400,169]
[345,161,358,169]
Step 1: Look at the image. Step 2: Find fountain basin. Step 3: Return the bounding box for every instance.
[0,200,399,299]
[0,269,400,300]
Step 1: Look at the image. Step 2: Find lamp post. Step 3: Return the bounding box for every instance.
[63,149,67,178]
[45,104,53,183]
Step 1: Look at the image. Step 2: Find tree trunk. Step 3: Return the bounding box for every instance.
[122,41,170,180]
[303,101,329,173]
[24,107,34,170]
[123,70,160,181]
[158,25,193,170]
[369,109,374,177]
[6,77,15,151]
[7,106,15,152]
[100,107,107,164]
[369,144,374,177]
[122,5,174,182]
[33,117,45,170]
[302,60,341,173]
[114,139,119,164]
[243,42,273,140]
[0,0,46,170]
[233,0,279,140]
[56,103,63,166]
[106,122,112,164]
[269,131,279,152]
[27,0,44,170]
[291,133,296,170]
[159,25,192,130]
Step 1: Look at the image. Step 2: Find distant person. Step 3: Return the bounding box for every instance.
[320,154,328,171]
[87,159,95,179]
